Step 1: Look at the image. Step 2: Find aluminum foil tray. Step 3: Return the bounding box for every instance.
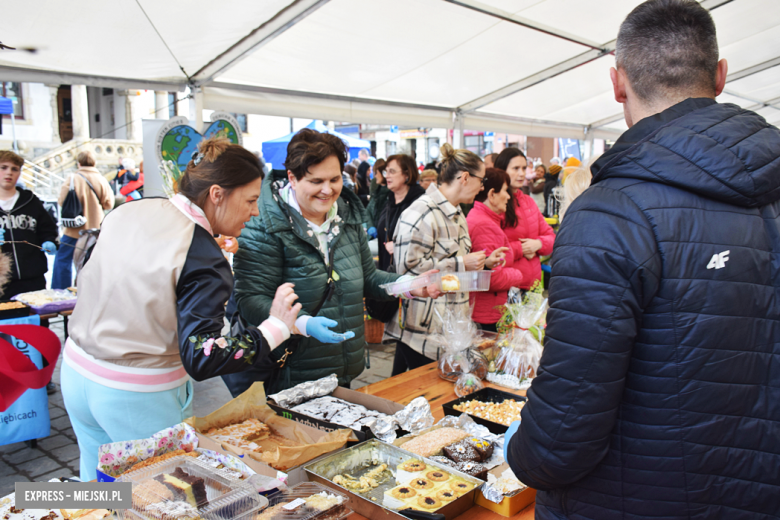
[304,439,484,520]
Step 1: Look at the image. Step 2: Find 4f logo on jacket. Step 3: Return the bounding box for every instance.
[707,250,730,270]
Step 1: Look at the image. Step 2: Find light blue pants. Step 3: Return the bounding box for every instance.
[60,361,194,481]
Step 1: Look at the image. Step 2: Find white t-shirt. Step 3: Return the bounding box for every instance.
[0,191,19,212]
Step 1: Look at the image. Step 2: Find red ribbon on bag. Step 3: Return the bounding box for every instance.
[0,325,62,412]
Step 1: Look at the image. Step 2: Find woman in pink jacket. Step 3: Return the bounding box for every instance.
[466,168,520,331]
[494,148,555,289]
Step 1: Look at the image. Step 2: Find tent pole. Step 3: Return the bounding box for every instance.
[11,111,17,152]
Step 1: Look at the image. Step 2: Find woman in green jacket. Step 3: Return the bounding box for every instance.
[224,129,440,394]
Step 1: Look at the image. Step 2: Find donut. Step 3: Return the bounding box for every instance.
[449,480,474,494]
[416,496,442,510]
[436,489,457,502]
[400,460,427,472]
[409,478,434,490]
[391,486,417,499]
[426,470,450,482]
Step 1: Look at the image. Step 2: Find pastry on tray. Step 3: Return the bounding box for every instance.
[154,466,209,508]
[206,418,271,452]
[441,274,461,292]
[449,479,475,495]
[396,459,429,484]
[453,461,488,480]
[125,450,199,475]
[416,495,442,510]
[399,427,470,458]
[443,440,480,463]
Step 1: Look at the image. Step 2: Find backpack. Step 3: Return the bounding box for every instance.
[61,172,99,228]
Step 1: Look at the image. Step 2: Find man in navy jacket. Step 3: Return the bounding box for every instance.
[505,1,780,518]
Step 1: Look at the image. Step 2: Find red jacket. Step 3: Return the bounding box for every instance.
[502,191,555,289]
[466,201,524,324]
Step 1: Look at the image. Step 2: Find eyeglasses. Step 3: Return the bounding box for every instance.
[470,172,487,186]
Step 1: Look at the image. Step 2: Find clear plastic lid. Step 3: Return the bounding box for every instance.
[260,482,351,520]
[117,455,267,520]
[433,271,492,293]
[379,273,434,296]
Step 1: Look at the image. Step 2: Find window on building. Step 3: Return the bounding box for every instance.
[464,135,483,156]
[168,93,176,118]
[231,113,248,133]
[1,82,24,119]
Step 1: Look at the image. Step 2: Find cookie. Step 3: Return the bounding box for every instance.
[449,480,474,494]
[426,470,450,482]
[409,478,434,490]
[400,460,427,472]
[416,496,442,510]
[436,489,457,502]
[391,486,416,499]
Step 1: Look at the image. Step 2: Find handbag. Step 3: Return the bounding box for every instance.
[0,319,63,445]
[61,172,100,228]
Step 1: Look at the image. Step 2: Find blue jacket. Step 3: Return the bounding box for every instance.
[507,98,780,519]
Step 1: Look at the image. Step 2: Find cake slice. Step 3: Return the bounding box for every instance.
[154,467,208,508]
[400,428,470,458]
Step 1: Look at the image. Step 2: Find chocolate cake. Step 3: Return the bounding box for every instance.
[454,461,487,480]
[442,440,480,463]
[463,437,494,462]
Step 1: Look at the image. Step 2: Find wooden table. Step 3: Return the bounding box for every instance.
[351,363,535,520]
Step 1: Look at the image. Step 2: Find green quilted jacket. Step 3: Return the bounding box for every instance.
[233,173,399,392]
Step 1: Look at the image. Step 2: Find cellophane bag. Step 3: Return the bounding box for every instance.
[487,293,548,390]
[433,305,487,391]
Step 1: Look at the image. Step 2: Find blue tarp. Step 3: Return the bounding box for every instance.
[262,120,371,171]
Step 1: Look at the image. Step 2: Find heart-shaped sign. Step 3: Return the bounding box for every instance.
[156,112,243,172]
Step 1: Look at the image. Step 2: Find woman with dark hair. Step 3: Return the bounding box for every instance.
[494,148,555,290]
[62,138,300,481]
[226,129,441,394]
[375,154,425,272]
[365,158,389,237]
[466,168,525,331]
[386,144,506,373]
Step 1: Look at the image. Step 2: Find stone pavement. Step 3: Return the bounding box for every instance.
[0,316,397,496]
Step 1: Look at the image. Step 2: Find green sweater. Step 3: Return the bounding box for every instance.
[233,173,399,392]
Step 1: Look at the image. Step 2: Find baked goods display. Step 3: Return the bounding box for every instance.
[398,427,470,457]
[125,449,199,475]
[259,483,348,520]
[0,301,26,311]
[382,463,470,513]
[332,463,390,493]
[122,458,264,520]
[453,398,526,426]
[289,396,390,430]
[441,274,461,292]
[206,418,271,452]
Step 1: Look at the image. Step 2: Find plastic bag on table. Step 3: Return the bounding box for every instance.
[486,329,543,390]
[432,304,487,382]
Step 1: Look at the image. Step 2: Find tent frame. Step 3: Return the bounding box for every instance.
[1,0,775,141]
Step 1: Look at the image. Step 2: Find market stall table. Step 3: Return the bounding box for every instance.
[356,362,534,520]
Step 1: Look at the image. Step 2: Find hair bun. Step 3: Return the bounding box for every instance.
[439,143,456,161]
[198,137,232,163]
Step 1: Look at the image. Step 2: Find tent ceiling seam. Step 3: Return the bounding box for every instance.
[134,0,190,81]
[192,0,330,86]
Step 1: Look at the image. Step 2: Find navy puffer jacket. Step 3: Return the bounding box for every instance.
[507,98,780,520]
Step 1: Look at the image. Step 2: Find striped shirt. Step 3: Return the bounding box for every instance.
[384,184,472,357]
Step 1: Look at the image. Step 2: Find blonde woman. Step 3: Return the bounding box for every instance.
[386,144,506,374]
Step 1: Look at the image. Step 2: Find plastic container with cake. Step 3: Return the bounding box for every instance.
[117,455,267,520]
[256,482,351,520]
[431,271,492,293]
[378,272,435,296]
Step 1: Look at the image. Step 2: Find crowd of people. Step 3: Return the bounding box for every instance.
[4,1,780,517]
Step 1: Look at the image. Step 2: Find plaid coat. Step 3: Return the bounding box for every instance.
[384,185,472,357]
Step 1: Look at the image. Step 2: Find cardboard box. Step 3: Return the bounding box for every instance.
[267,386,406,442]
[474,462,536,517]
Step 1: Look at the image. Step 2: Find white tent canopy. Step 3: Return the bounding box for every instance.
[2,0,779,141]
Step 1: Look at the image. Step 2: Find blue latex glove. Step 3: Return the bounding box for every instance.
[41,241,57,255]
[0,229,4,243]
[367,226,377,239]
[306,317,355,344]
[504,420,521,461]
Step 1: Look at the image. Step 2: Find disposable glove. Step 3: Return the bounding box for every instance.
[42,241,57,255]
[0,229,4,243]
[306,317,355,344]
[503,419,521,461]
[367,226,377,239]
